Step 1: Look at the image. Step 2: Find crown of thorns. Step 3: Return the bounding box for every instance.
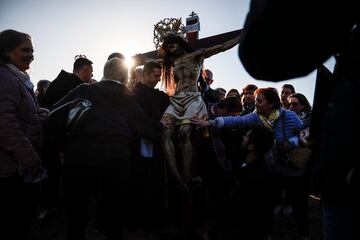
[153,18,186,49]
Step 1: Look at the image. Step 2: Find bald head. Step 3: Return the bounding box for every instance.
[102,57,128,85]
[204,69,214,85]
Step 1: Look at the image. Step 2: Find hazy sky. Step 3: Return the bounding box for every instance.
[1,0,334,103]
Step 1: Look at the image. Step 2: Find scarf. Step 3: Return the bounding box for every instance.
[258,109,280,131]
[298,111,307,122]
[5,63,34,90]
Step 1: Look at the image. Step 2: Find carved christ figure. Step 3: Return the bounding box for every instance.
[159,33,240,193]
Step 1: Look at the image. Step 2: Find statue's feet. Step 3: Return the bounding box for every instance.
[191,176,203,188]
[175,180,190,195]
[191,176,202,183]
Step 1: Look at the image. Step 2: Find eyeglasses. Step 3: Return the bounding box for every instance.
[74,54,87,60]
[289,102,300,107]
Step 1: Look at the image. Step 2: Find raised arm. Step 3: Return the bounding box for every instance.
[202,35,241,59]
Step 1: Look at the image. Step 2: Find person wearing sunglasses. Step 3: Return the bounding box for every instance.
[288,93,312,128]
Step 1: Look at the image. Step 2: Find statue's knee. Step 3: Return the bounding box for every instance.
[179,126,192,139]
[162,125,174,140]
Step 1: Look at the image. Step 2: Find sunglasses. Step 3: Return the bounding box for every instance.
[289,102,300,107]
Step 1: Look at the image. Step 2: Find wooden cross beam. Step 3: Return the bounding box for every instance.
[132,29,242,64]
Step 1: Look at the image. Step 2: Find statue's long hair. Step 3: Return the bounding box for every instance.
[159,34,194,95]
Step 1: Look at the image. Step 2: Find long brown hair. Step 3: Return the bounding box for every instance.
[159,34,194,95]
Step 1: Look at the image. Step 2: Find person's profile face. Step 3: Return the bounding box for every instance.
[204,70,213,85]
[255,93,273,115]
[79,65,93,83]
[289,97,303,114]
[8,38,34,71]
[281,87,293,103]
[218,91,226,100]
[241,91,255,103]
[227,91,240,99]
[134,69,143,81]
[145,68,162,88]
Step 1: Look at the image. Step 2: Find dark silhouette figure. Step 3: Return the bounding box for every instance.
[238,1,359,239]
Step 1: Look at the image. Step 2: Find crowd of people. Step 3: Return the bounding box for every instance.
[1,1,358,239]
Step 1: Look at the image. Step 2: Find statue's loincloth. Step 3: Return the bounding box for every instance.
[163,91,208,125]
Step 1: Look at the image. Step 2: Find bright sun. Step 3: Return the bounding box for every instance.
[124,54,134,69]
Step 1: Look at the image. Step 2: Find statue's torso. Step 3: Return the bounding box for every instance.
[163,53,208,123]
[173,57,202,93]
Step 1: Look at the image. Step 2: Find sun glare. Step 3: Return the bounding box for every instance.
[125,55,134,69]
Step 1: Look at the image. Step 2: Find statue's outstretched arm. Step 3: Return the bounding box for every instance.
[203,35,241,59]
[132,54,163,67]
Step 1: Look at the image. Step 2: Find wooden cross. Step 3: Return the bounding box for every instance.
[132,12,242,64]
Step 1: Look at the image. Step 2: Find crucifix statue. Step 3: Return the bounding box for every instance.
[133,13,241,194]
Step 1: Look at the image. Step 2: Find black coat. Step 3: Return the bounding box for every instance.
[42,70,83,109]
[132,82,169,159]
[235,159,273,239]
[132,82,169,121]
[49,81,163,175]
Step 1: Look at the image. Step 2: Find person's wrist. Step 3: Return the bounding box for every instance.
[208,119,215,127]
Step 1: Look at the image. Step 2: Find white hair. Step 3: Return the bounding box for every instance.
[102,57,128,84]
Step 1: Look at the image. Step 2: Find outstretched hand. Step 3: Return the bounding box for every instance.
[190,117,210,128]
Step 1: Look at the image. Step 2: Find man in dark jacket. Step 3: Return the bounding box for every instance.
[199,69,221,104]
[50,57,163,240]
[234,127,274,240]
[133,61,169,121]
[38,56,94,218]
[35,79,50,107]
[130,61,169,231]
[42,57,93,108]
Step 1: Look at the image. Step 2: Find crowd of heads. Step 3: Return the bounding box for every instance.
[0,29,312,122]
